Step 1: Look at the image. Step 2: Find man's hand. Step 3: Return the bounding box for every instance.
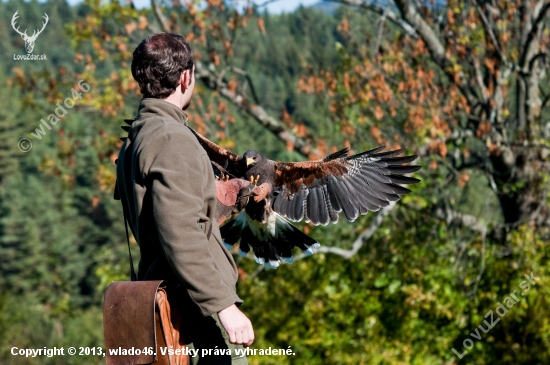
[217,304,254,346]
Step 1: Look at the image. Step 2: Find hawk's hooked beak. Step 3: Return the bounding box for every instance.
[246,158,255,167]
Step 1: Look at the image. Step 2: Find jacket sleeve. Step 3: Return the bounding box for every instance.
[147,122,240,316]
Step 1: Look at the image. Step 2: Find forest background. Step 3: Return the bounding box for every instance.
[1,0,550,364]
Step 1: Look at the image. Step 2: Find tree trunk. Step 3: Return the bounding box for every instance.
[490,146,549,227]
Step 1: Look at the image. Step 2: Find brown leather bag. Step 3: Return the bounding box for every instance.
[103,280,188,365]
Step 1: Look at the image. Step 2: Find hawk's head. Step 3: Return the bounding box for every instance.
[243,150,265,168]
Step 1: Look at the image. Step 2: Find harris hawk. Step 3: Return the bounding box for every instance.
[189,129,422,269]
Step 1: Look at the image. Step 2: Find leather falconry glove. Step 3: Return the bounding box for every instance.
[215,178,258,226]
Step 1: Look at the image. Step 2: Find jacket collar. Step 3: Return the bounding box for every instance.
[136,98,188,126]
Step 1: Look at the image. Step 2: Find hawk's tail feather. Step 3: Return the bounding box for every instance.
[221,212,247,245]
[220,212,320,268]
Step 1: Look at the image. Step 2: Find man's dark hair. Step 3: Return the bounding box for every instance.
[131,33,194,99]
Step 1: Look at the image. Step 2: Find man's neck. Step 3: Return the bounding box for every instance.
[162,92,182,110]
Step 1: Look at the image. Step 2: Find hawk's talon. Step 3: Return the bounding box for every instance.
[249,175,260,186]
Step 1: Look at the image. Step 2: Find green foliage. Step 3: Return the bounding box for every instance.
[1,1,549,364]
[0,293,104,365]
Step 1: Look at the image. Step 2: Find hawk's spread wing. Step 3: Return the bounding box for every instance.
[272,146,420,225]
[189,128,245,177]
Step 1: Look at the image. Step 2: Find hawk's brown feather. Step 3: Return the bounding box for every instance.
[275,159,348,192]
[189,129,244,177]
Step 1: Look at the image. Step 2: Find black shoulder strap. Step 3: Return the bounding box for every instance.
[115,120,138,281]
[122,206,138,282]
[206,221,213,241]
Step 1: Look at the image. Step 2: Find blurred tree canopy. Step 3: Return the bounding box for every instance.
[1,0,549,364]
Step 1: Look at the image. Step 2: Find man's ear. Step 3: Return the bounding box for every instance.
[180,71,187,92]
[180,70,189,90]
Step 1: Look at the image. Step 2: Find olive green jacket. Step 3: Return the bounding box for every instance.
[116,98,242,316]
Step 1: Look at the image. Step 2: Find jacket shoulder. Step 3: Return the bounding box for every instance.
[136,116,204,154]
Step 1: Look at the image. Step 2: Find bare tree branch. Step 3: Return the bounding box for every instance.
[325,0,418,38]
[520,1,550,71]
[516,1,550,138]
[473,58,489,102]
[417,129,474,156]
[332,0,482,113]
[393,0,445,61]
[372,9,388,57]
[293,201,397,261]
[217,66,260,105]
[467,195,492,296]
[528,52,549,72]
[255,0,282,8]
[150,0,318,158]
[434,207,488,233]
[392,0,479,107]
[151,0,171,32]
[473,0,505,63]
[246,264,265,279]
[468,225,487,297]
[194,61,319,157]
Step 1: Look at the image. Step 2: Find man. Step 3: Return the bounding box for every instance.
[116,32,253,364]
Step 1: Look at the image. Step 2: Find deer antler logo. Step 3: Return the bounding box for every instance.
[11,11,49,54]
